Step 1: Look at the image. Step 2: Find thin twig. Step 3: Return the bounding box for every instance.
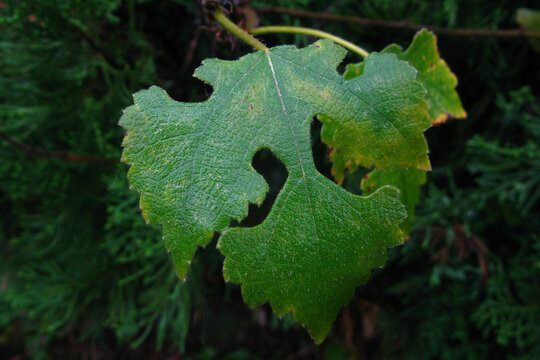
[258,6,540,39]
[0,130,118,164]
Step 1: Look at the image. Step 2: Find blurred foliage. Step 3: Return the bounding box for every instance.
[1,0,539,359]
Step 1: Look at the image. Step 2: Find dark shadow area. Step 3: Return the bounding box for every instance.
[311,116,335,182]
[237,148,288,227]
[342,166,369,196]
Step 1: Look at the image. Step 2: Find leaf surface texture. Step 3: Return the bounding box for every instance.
[120,39,434,341]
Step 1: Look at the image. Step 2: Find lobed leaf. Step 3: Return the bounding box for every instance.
[320,31,466,233]
[379,29,467,124]
[120,39,433,341]
[323,30,467,183]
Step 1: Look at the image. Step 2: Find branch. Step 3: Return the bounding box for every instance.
[258,6,540,39]
[0,130,118,165]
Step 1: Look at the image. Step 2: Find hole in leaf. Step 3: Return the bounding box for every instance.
[311,116,335,182]
[237,148,288,228]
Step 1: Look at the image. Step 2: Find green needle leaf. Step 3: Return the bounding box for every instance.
[120,39,431,342]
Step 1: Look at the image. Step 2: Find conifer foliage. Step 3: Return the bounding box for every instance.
[1,0,539,358]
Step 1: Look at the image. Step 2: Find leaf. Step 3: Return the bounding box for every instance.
[361,168,427,236]
[317,52,432,171]
[379,29,466,124]
[120,39,431,342]
[322,29,465,186]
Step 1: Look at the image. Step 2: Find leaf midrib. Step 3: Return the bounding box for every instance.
[265,51,328,326]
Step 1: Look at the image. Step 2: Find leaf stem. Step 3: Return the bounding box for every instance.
[250,26,369,58]
[212,9,268,52]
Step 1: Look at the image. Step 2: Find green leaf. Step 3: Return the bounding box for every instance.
[361,168,427,236]
[318,52,432,171]
[322,29,465,186]
[120,39,431,342]
[379,29,467,124]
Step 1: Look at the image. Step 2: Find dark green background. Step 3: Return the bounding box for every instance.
[1,0,539,359]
